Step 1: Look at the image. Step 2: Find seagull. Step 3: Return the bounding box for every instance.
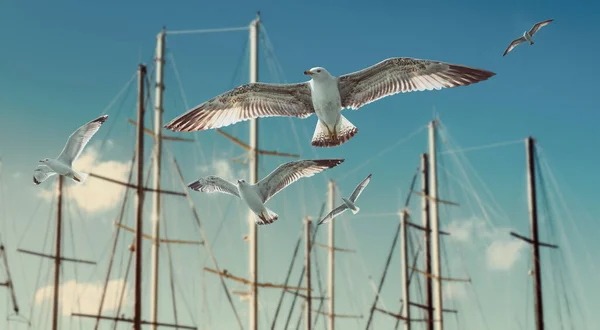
[188,159,344,225]
[33,115,109,185]
[318,173,371,225]
[503,19,554,56]
[164,57,495,148]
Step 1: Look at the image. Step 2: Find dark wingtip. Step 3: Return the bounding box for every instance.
[187,180,200,191]
[92,114,109,124]
[33,176,40,185]
[315,158,345,168]
[366,173,373,179]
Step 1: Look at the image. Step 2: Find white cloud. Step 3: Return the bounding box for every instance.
[444,282,467,301]
[35,279,130,315]
[486,240,526,271]
[445,217,525,271]
[198,157,247,182]
[36,146,131,213]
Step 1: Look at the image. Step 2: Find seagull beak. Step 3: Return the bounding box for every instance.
[304,70,313,76]
[39,159,44,163]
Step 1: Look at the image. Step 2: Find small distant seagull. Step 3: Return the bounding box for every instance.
[319,173,372,225]
[164,58,495,148]
[503,19,554,56]
[188,159,344,225]
[33,115,109,185]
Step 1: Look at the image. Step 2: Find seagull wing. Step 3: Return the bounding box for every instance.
[257,159,344,203]
[337,57,495,110]
[188,176,240,198]
[503,36,527,56]
[164,82,315,132]
[349,173,372,203]
[529,19,554,36]
[318,204,348,225]
[33,165,56,185]
[56,115,109,166]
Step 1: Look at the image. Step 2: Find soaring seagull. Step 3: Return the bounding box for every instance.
[164,57,495,148]
[503,19,554,56]
[319,173,372,225]
[33,115,108,185]
[188,159,344,225]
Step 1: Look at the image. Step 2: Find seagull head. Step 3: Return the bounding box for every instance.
[304,67,331,80]
[237,179,246,185]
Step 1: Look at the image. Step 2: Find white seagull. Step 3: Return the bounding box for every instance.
[188,159,344,225]
[318,173,372,225]
[33,115,109,185]
[164,57,495,148]
[503,19,554,56]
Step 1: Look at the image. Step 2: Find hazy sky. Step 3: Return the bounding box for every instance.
[1,0,599,329]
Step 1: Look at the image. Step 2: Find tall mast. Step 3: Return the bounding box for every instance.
[51,176,63,330]
[327,180,336,330]
[150,27,166,330]
[305,216,312,330]
[526,136,544,330]
[248,12,260,330]
[428,120,444,330]
[421,153,433,330]
[400,209,411,330]
[134,64,147,330]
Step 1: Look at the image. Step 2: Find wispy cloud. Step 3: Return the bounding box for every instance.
[35,279,130,316]
[446,217,525,271]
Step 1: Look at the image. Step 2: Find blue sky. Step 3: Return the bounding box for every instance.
[1,0,599,329]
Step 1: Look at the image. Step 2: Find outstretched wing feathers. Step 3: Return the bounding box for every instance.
[57,115,109,166]
[318,205,348,225]
[257,159,344,203]
[337,57,495,110]
[188,176,240,198]
[164,82,315,132]
[349,173,372,203]
[33,165,56,185]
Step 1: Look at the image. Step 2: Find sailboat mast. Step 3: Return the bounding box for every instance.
[421,153,433,330]
[428,120,444,330]
[400,209,411,330]
[526,136,545,330]
[327,180,336,330]
[134,64,147,330]
[150,27,166,330]
[304,216,312,330]
[51,176,63,330]
[248,12,260,330]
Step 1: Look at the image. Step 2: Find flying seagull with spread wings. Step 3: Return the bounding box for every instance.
[319,173,372,225]
[33,115,109,185]
[164,57,495,148]
[503,19,554,56]
[188,159,344,225]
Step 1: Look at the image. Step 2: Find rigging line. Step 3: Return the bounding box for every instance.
[536,157,590,325]
[269,227,304,330]
[440,139,524,155]
[312,231,328,330]
[93,152,135,330]
[167,154,244,330]
[111,246,133,330]
[167,26,249,35]
[435,120,502,229]
[64,192,84,330]
[337,124,427,182]
[160,197,181,328]
[282,203,330,330]
[99,71,138,116]
[364,167,420,329]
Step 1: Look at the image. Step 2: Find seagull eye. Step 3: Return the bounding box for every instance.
[317,70,321,73]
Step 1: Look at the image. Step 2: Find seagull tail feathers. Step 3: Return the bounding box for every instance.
[311,115,358,148]
[71,171,89,185]
[256,207,279,225]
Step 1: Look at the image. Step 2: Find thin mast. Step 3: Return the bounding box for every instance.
[400,209,411,330]
[327,180,335,330]
[150,27,166,330]
[134,64,147,330]
[248,12,260,330]
[428,120,444,330]
[51,176,63,330]
[526,136,545,330]
[421,153,433,330]
[305,217,312,330]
